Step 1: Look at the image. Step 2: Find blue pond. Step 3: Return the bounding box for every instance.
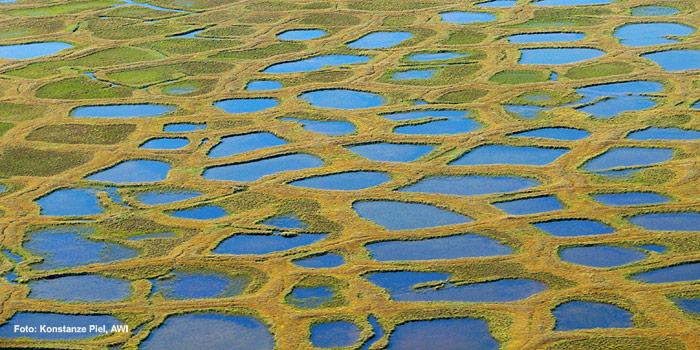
[593,192,669,207]
[169,205,227,220]
[208,132,287,158]
[477,0,516,7]
[387,318,498,350]
[554,301,632,330]
[511,127,590,140]
[399,175,539,196]
[380,109,481,135]
[140,313,274,350]
[294,253,344,268]
[213,232,327,255]
[614,23,694,47]
[288,171,390,190]
[533,0,612,5]
[24,226,137,270]
[627,127,700,140]
[300,89,385,109]
[263,54,370,74]
[366,271,546,302]
[170,28,205,39]
[150,270,248,299]
[642,50,700,72]
[392,69,436,80]
[29,274,131,302]
[508,32,584,43]
[311,321,361,348]
[574,81,663,118]
[533,219,614,237]
[674,299,700,313]
[440,11,496,24]
[450,145,569,166]
[246,80,283,91]
[37,188,102,216]
[347,142,434,162]
[504,105,549,119]
[494,196,563,215]
[633,262,700,283]
[347,31,413,49]
[632,6,679,16]
[136,190,201,205]
[140,137,189,150]
[639,244,667,253]
[353,200,472,230]
[519,48,604,65]
[583,147,673,173]
[204,153,324,182]
[164,123,206,132]
[71,104,175,118]
[366,234,512,261]
[0,42,72,59]
[261,213,308,229]
[287,286,335,308]
[280,117,356,136]
[407,52,466,62]
[0,313,125,340]
[86,160,171,184]
[361,315,384,350]
[214,98,278,114]
[560,245,646,268]
[277,29,327,41]
[628,212,700,231]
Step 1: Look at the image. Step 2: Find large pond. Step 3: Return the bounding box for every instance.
[207,132,287,158]
[213,231,327,255]
[36,188,102,216]
[288,171,390,190]
[300,89,386,109]
[380,109,481,135]
[29,274,131,302]
[0,42,72,59]
[450,145,569,166]
[519,48,604,65]
[366,234,512,261]
[86,160,171,184]
[386,318,498,350]
[71,104,175,118]
[347,31,413,49]
[203,154,324,182]
[353,200,472,230]
[399,175,539,196]
[553,301,632,330]
[263,54,370,74]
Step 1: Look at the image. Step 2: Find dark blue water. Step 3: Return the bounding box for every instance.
[87,160,171,184]
[277,29,327,41]
[638,244,667,253]
[246,80,283,91]
[533,219,614,237]
[627,127,700,140]
[71,104,175,118]
[399,175,540,196]
[280,117,356,136]
[366,234,512,261]
[366,271,546,302]
[593,192,669,206]
[360,315,384,350]
[24,226,137,270]
[347,142,434,162]
[300,89,385,109]
[380,109,481,135]
[260,213,308,229]
[213,232,327,254]
[347,31,413,49]
[203,153,324,182]
[310,321,361,348]
[0,313,126,340]
[288,171,390,190]
[213,98,278,114]
[493,195,563,215]
[29,274,131,302]
[674,299,700,313]
[504,105,549,119]
[642,50,700,72]
[36,188,102,216]
[150,270,248,299]
[614,23,694,46]
[559,245,646,267]
[407,52,466,62]
[450,145,569,166]
[633,262,700,283]
[0,42,72,59]
[140,313,274,350]
[136,191,201,205]
[294,253,344,268]
[169,205,227,220]
[387,318,498,350]
[582,147,673,172]
[632,6,679,16]
[553,301,632,330]
[510,127,590,140]
[508,32,584,43]
[440,11,496,24]
[263,54,370,74]
[207,132,287,158]
[519,48,604,65]
[287,286,335,308]
[628,212,700,231]
[353,200,472,230]
[164,123,206,132]
[140,137,189,150]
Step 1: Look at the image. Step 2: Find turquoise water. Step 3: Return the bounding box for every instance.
[593,192,669,206]
[633,262,700,283]
[164,123,206,132]
[380,109,481,135]
[0,42,72,59]
[386,318,498,350]
[213,232,327,255]
[407,52,467,62]
[207,132,287,158]
[310,321,361,348]
[294,253,344,268]
[29,274,131,302]
[399,175,539,196]
[214,98,279,114]
[280,117,356,136]
[628,212,700,231]
[519,48,604,65]
[366,234,512,261]
[263,54,370,73]
[348,142,434,162]
[614,23,694,46]
[632,6,679,16]
[136,191,201,205]
[347,31,413,49]
[533,219,614,237]
[510,127,590,140]
[71,104,175,118]
[392,69,436,80]
[642,50,700,72]
[36,188,102,216]
[300,89,385,109]
[627,127,700,140]
[277,29,327,41]
[553,301,632,330]
[0,313,125,340]
[450,145,569,166]
[560,245,646,267]
[246,80,283,91]
[150,270,248,299]
[87,160,170,184]
[203,153,324,182]
[354,200,472,230]
[169,205,227,220]
[508,32,584,43]
[440,11,496,24]
[493,196,563,215]
[288,171,390,190]
[140,137,189,150]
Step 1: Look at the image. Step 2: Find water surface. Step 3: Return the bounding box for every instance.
[614,23,694,46]
[508,33,584,43]
[140,137,189,150]
[169,205,227,220]
[214,98,278,114]
[277,29,327,41]
[627,127,700,140]
[554,301,632,330]
[493,196,563,215]
[642,50,700,72]
[300,89,385,109]
[150,270,248,299]
[366,234,512,261]
[510,127,589,140]
[136,191,201,205]
[533,0,612,5]
[36,188,102,216]
[450,145,569,166]
[353,200,472,230]
[71,104,175,118]
[593,192,669,206]
[632,6,679,16]
[582,147,672,172]
[29,274,131,302]
[246,80,282,91]
[348,143,433,162]
[203,154,324,182]
[380,109,480,135]
[86,160,170,184]
[399,175,539,196]
[263,54,369,74]
[287,286,335,308]
[407,52,466,62]
[261,213,308,229]
[288,171,390,190]
[387,318,498,350]
[280,117,356,136]
[347,31,413,49]
[632,262,700,283]
[207,132,287,158]
[294,253,344,268]
[164,123,206,132]
[533,219,614,237]
[440,11,496,24]
[213,232,327,255]
[519,48,604,65]
[0,42,72,59]
[560,245,646,267]
[310,321,361,348]
[628,212,700,231]
[392,69,436,80]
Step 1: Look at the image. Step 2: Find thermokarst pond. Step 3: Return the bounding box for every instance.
[310,321,361,348]
[289,171,390,190]
[379,109,481,135]
[263,54,370,74]
[70,104,175,118]
[353,200,473,230]
[300,89,386,109]
[294,253,345,268]
[642,50,700,72]
[553,301,633,330]
[280,117,356,136]
[207,132,287,158]
[150,270,248,299]
[346,31,413,49]
[614,22,695,47]
[347,142,434,162]
[440,11,496,24]
[213,231,328,255]
[386,318,498,350]
[399,175,540,196]
[276,29,327,41]
[559,245,646,268]
[139,137,189,150]
[365,234,513,261]
[28,274,131,302]
[203,153,324,182]
[213,98,279,114]
[449,145,569,166]
[518,48,605,65]
[86,160,171,184]
[0,42,72,59]
[36,188,102,216]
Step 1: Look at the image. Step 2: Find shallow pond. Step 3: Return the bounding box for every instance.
[583,147,673,173]
[87,160,171,184]
[214,98,278,114]
[171,28,205,39]
[164,123,206,132]
[399,175,539,196]
[627,127,700,140]
[440,11,496,24]
[614,22,694,46]
[263,54,370,74]
[632,6,679,16]
[574,80,663,118]
[392,69,437,80]
[136,190,201,206]
[628,212,700,231]
[386,318,498,350]
[510,127,589,140]
[450,145,569,166]
[366,234,512,261]
[347,31,413,49]
[593,192,669,206]
[288,171,390,190]
[642,50,700,72]
[508,32,584,43]
[347,142,433,162]
[380,109,480,135]
[261,213,308,229]
[203,153,324,182]
[150,270,248,299]
[0,41,72,59]
[639,244,667,253]
[140,137,189,150]
[633,262,700,283]
[280,117,356,136]
[37,188,102,216]
[207,132,287,158]
[294,253,344,268]
[71,104,175,118]
[300,89,385,109]
[169,205,227,220]
[407,52,466,62]
[493,196,563,215]
[504,105,549,119]
[519,48,604,65]
[353,200,472,230]
[559,245,646,268]
[29,274,131,302]
[476,0,515,7]
[0,313,125,340]
[533,219,614,237]
[553,301,632,330]
[311,321,361,348]
[213,232,327,255]
[246,80,283,91]
[277,29,327,41]
[674,298,700,313]
[287,286,335,308]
